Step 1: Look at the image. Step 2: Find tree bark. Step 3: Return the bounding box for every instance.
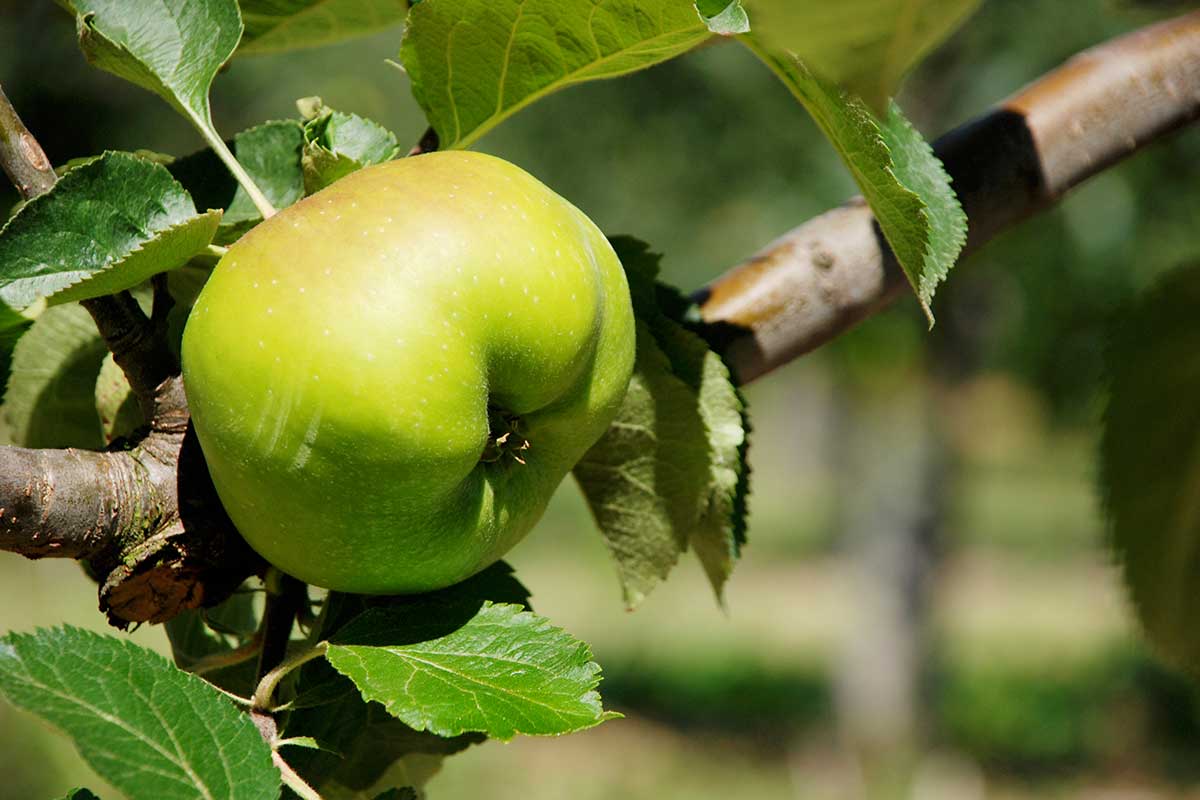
[0,83,261,626]
[698,10,1200,383]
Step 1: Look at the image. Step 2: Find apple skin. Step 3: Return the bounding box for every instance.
[181,152,634,593]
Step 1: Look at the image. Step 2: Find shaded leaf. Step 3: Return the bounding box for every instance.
[0,152,220,309]
[1103,264,1200,674]
[742,0,980,109]
[238,0,407,55]
[575,237,747,605]
[399,0,711,149]
[327,602,617,739]
[94,353,142,444]
[2,304,106,449]
[0,626,279,800]
[743,47,965,319]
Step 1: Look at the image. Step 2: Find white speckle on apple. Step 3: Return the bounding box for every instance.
[258,340,265,349]
[267,307,274,315]
[367,352,376,361]
[323,329,330,336]
[299,287,306,293]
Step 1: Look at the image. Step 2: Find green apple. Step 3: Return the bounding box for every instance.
[181,152,635,594]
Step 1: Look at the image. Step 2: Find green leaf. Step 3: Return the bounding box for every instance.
[0,626,279,800]
[1102,264,1200,674]
[0,152,221,310]
[326,602,616,740]
[65,0,242,131]
[574,237,748,606]
[694,0,750,35]
[280,566,525,790]
[281,569,519,795]
[743,47,965,320]
[741,0,979,109]
[169,121,306,240]
[94,353,142,444]
[878,102,967,310]
[2,304,107,449]
[298,99,401,193]
[399,0,712,149]
[238,0,407,55]
[65,0,281,218]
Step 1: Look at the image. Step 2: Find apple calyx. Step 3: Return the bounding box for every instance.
[481,407,531,466]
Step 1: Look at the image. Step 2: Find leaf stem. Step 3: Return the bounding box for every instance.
[273,750,325,800]
[253,642,328,711]
[188,632,264,676]
[197,124,277,219]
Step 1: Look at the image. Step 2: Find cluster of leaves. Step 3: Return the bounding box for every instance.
[0,0,977,797]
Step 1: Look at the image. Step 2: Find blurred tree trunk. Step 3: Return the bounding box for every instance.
[833,372,947,799]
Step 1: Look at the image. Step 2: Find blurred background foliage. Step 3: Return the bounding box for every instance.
[2,0,1200,798]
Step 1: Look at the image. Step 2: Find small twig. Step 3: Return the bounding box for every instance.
[0,83,55,198]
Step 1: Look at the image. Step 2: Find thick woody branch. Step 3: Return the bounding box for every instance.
[0,84,259,625]
[0,444,172,559]
[698,11,1200,384]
